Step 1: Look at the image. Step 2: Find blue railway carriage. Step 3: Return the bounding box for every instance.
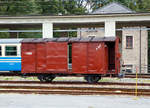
[0,39,22,72]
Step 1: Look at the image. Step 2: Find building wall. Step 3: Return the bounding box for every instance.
[77,28,104,37]
[122,27,148,73]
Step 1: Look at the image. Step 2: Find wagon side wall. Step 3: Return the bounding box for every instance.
[21,43,36,73]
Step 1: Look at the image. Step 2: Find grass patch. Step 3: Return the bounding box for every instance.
[99,78,121,82]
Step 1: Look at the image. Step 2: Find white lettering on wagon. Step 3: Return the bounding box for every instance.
[25,52,32,55]
[96,44,101,50]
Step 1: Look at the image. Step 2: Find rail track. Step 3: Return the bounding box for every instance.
[0,80,150,86]
[125,74,150,78]
[0,81,150,96]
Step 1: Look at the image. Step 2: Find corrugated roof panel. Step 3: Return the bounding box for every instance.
[21,38,36,43]
[33,38,45,42]
[57,37,69,42]
[69,37,80,42]
[44,38,57,42]
[79,37,93,42]
[21,37,117,43]
[91,37,116,42]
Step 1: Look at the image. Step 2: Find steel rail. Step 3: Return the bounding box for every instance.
[0,84,149,96]
[0,80,150,86]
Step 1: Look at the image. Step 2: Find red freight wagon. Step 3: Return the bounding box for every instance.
[21,37,121,83]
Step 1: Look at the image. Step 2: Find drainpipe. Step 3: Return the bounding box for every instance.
[139,27,142,74]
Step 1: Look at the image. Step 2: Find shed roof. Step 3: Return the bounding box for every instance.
[92,2,135,14]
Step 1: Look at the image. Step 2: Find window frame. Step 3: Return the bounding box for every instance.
[86,27,97,32]
[126,36,133,49]
[5,45,18,56]
[0,45,1,56]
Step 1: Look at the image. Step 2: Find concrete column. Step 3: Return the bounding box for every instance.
[42,22,53,38]
[1,45,5,57]
[105,21,116,37]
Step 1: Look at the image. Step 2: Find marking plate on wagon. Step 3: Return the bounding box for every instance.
[25,52,32,55]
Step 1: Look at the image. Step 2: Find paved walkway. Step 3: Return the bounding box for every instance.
[0,94,150,108]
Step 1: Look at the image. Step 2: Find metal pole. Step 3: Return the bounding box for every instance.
[133,66,138,100]
[139,27,142,74]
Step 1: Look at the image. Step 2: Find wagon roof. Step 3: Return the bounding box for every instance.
[21,37,117,43]
[0,39,23,44]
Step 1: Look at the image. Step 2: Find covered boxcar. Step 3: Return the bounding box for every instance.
[21,37,121,83]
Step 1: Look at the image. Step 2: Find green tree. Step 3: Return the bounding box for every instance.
[133,0,150,12]
[0,0,36,15]
[63,0,87,15]
[35,0,87,15]
[35,0,62,15]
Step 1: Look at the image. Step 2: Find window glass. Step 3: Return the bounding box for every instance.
[68,44,72,69]
[0,46,1,56]
[68,44,72,64]
[126,36,133,49]
[5,46,17,56]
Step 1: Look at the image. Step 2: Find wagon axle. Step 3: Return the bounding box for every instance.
[37,75,56,82]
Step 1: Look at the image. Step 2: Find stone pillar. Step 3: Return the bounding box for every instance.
[105,21,116,37]
[42,22,53,38]
[141,27,148,73]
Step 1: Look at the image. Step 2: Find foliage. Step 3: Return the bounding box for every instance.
[35,0,87,15]
[0,0,87,16]
[0,0,150,16]
[1,0,150,38]
[19,32,42,38]
[0,32,9,38]
[0,0,36,15]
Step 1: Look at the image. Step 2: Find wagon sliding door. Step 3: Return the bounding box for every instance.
[46,42,68,73]
[87,43,108,74]
[21,44,36,73]
[72,42,108,74]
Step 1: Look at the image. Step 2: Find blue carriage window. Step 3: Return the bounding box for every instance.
[5,46,17,56]
[0,46,1,56]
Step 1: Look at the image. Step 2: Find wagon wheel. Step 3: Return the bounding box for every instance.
[44,75,55,82]
[37,75,46,82]
[37,75,55,82]
[84,75,101,83]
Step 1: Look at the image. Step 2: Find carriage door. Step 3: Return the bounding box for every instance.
[87,42,108,74]
[46,42,68,72]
